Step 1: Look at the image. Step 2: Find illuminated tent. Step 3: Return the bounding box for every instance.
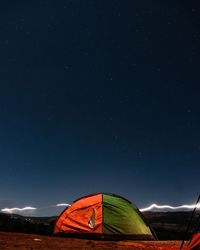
[187,224,200,250]
[54,193,156,240]
[184,195,200,250]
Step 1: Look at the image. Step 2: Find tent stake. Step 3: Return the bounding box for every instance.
[180,195,200,250]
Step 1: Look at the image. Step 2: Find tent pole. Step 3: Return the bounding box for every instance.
[180,195,200,250]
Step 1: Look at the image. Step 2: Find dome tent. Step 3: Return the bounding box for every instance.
[54,193,156,240]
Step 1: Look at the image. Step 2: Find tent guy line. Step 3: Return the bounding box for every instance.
[1,203,200,213]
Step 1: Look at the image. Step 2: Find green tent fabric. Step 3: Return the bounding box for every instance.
[103,194,152,236]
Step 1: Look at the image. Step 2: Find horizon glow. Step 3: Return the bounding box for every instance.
[1,203,200,214]
[56,203,71,207]
[140,203,200,212]
[1,207,37,213]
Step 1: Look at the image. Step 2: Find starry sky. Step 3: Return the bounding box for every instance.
[0,1,200,216]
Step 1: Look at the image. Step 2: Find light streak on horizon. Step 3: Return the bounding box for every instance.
[1,203,71,214]
[1,207,37,213]
[140,203,200,212]
[56,203,71,207]
[2,203,200,214]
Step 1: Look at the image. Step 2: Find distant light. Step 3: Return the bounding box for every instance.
[140,203,200,212]
[1,207,37,213]
[56,203,71,207]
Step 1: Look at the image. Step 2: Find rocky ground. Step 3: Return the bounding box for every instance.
[0,232,185,250]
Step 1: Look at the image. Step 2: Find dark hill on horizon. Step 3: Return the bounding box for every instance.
[144,211,199,240]
[0,213,56,236]
[0,211,199,240]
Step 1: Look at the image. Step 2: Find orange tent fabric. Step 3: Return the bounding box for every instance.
[54,193,102,234]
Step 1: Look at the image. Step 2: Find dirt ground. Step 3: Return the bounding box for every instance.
[0,232,187,250]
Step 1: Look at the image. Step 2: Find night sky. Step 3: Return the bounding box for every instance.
[0,1,200,216]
